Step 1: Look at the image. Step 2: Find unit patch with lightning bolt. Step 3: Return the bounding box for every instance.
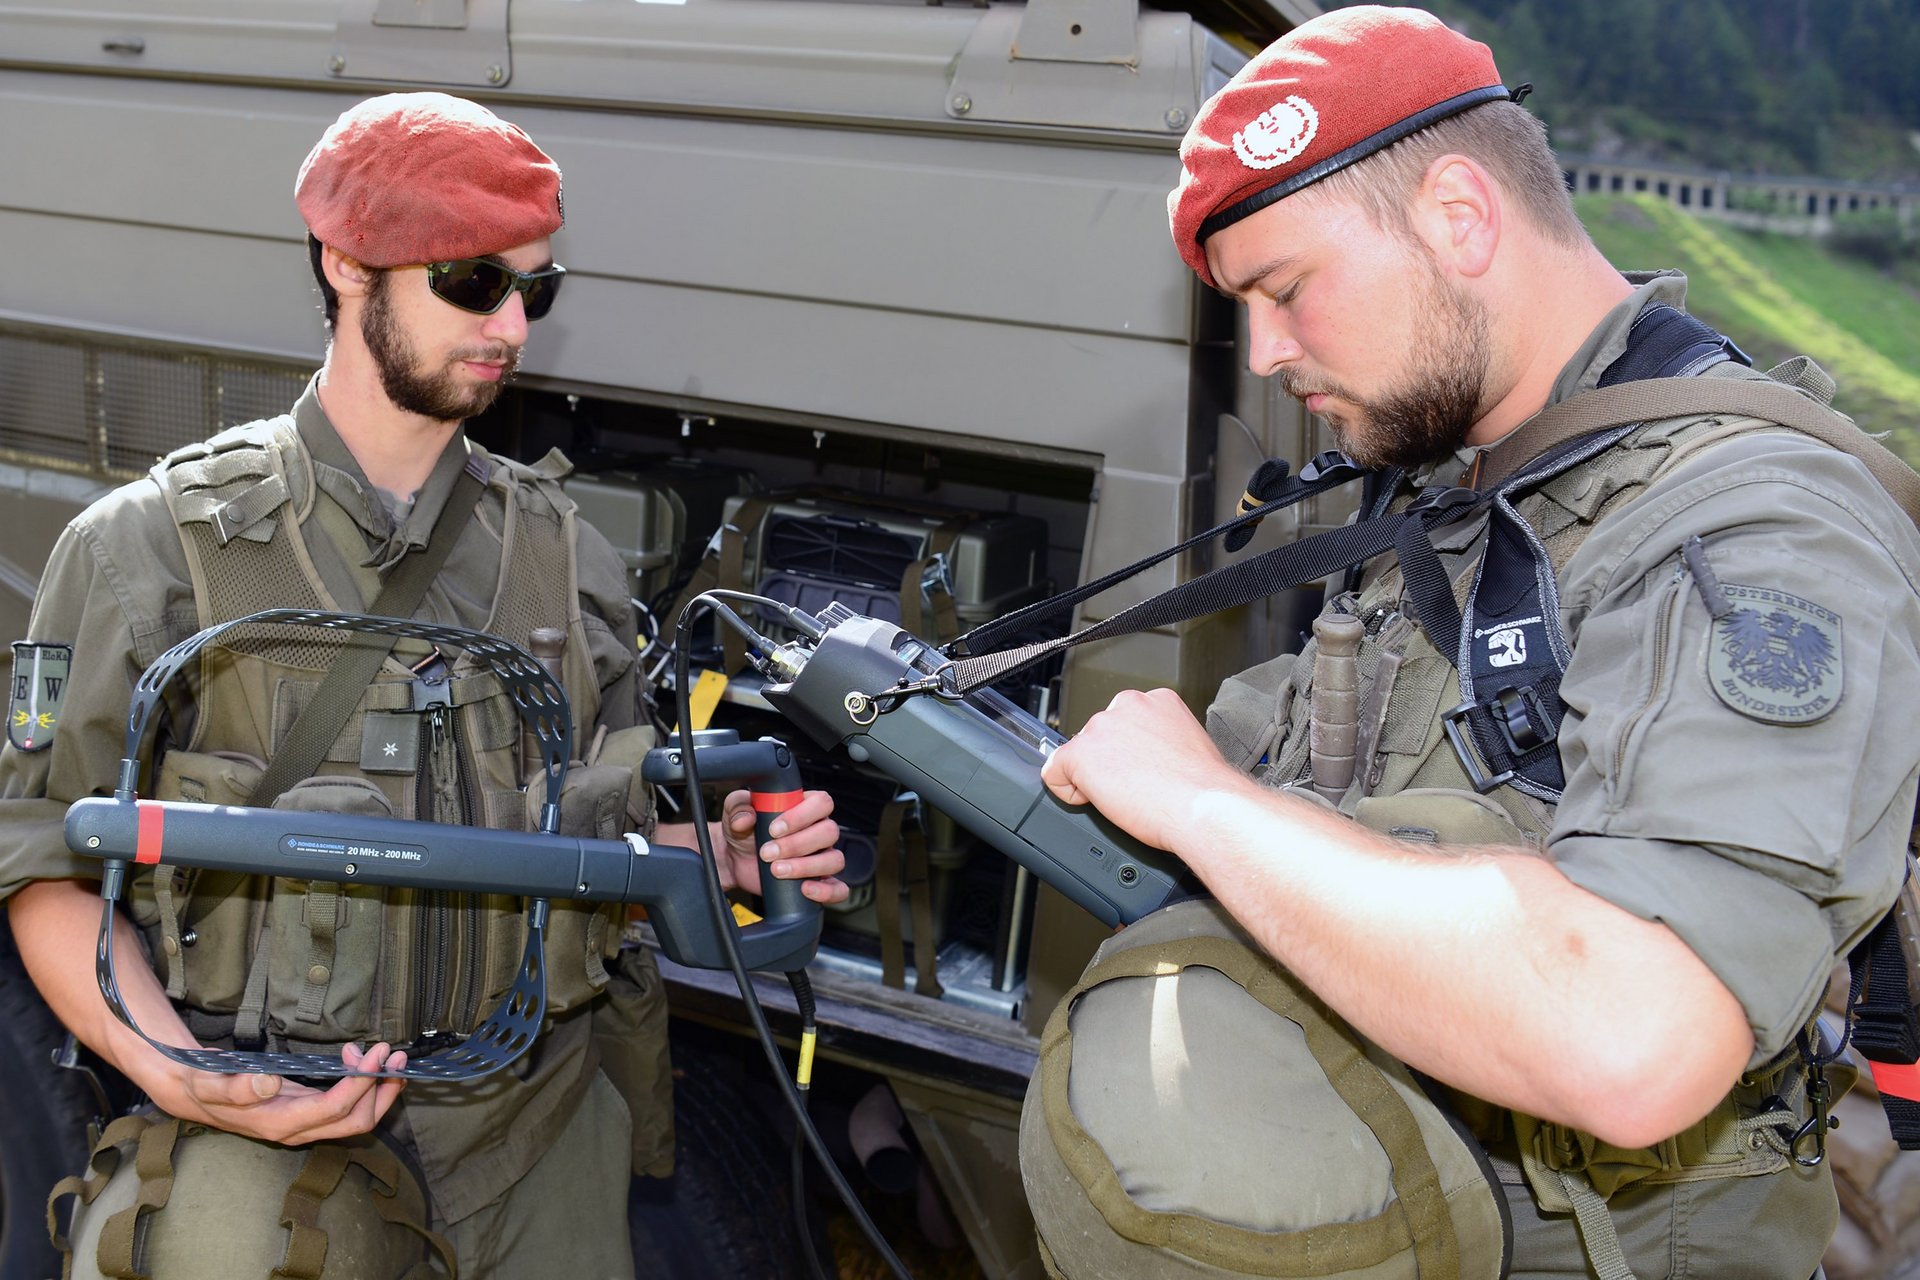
[9,642,71,752]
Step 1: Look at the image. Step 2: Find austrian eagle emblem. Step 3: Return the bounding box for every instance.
[1707,585,1841,725]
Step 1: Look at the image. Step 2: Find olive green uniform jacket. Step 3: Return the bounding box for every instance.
[1206,274,1920,1275]
[0,380,654,1228]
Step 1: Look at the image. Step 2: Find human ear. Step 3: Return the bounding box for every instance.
[321,245,376,299]
[1417,156,1498,279]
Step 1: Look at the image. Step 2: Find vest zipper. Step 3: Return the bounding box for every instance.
[414,706,450,1041]
[448,711,485,1034]
[1610,567,1687,784]
[410,702,484,1041]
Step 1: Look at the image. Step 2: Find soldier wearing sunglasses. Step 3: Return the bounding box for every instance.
[1,92,848,1279]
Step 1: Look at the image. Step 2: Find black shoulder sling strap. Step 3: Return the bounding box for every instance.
[941,305,1749,703]
[941,304,1920,1152]
[246,455,489,807]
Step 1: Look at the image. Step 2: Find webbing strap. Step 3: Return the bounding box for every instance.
[874,798,943,998]
[234,896,273,1050]
[903,806,942,999]
[948,503,1432,696]
[1846,864,1920,1149]
[273,1144,352,1280]
[295,883,341,1025]
[96,1117,183,1280]
[152,868,187,1000]
[46,1114,150,1264]
[248,464,486,808]
[345,1146,459,1279]
[1040,935,1461,1278]
[875,799,905,991]
[900,521,965,645]
[1477,378,1920,519]
[1555,1169,1639,1280]
[953,462,1360,661]
[1393,503,1466,647]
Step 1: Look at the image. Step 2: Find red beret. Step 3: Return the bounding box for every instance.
[1168,6,1513,288]
[295,92,563,268]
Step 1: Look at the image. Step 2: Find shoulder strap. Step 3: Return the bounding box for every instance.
[247,461,487,807]
[1479,378,1920,521]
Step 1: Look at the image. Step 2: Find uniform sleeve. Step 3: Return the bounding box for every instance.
[0,483,196,899]
[572,519,645,733]
[1548,432,1920,1067]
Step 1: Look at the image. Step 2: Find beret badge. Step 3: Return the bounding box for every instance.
[1232,96,1320,171]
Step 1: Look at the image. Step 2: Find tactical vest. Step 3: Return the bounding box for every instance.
[123,417,646,1053]
[1211,397,1838,1240]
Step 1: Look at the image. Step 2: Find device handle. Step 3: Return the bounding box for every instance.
[641,735,818,942]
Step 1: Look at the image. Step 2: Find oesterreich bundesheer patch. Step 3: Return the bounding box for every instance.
[1707,585,1841,725]
[1233,95,1318,171]
[9,642,71,752]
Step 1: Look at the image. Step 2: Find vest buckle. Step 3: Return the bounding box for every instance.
[1441,700,1513,794]
[1406,485,1479,517]
[1442,685,1558,794]
[1490,685,1555,752]
[409,649,452,711]
[1299,450,1368,485]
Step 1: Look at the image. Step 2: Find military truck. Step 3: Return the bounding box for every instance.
[0,1,1337,1275]
[6,5,1916,1280]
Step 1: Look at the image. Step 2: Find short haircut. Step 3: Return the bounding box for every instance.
[1308,101,1586,250]
[307,234,340,330]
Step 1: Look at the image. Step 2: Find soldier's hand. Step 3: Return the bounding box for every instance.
[715,787,850,905]
[1041,687,1261,853]
[169,1041,409,1145]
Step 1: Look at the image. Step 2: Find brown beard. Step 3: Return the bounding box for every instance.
[361,271,520,423]
[1276,259,1492,470]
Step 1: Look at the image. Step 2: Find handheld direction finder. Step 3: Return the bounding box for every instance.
[756,603,1192,927]
[65,608,820,1084]
[66,743,819,975]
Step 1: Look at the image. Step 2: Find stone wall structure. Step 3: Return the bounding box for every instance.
[1559,152,1918,234]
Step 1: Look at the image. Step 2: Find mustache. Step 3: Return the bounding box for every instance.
[450,344,522,368]
[1271,368,1338,402]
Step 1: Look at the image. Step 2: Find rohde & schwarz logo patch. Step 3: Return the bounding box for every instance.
[1487,627,1527,668]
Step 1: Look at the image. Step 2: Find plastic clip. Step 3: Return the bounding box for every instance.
[1407,485,1481,518]
[1299,450,1368,485]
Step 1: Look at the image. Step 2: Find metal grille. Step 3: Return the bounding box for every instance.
[219,365,311,433]
[0,333,92,467]
[100,348,208,473]
[0,323,312,478]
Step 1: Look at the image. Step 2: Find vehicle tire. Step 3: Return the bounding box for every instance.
[0,913,98,1280]
[627,1023,820,1280]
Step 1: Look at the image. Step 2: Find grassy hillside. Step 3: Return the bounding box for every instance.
[1576,194,1920,465]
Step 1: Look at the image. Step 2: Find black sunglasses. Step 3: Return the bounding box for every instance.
[422,258,567,320]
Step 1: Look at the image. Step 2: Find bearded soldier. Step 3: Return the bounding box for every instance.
[1,93,847,1278]
[1020,8,1920,1279]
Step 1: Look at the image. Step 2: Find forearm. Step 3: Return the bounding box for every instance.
[9,878,199,1103]
[1173,779,1752,1146]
